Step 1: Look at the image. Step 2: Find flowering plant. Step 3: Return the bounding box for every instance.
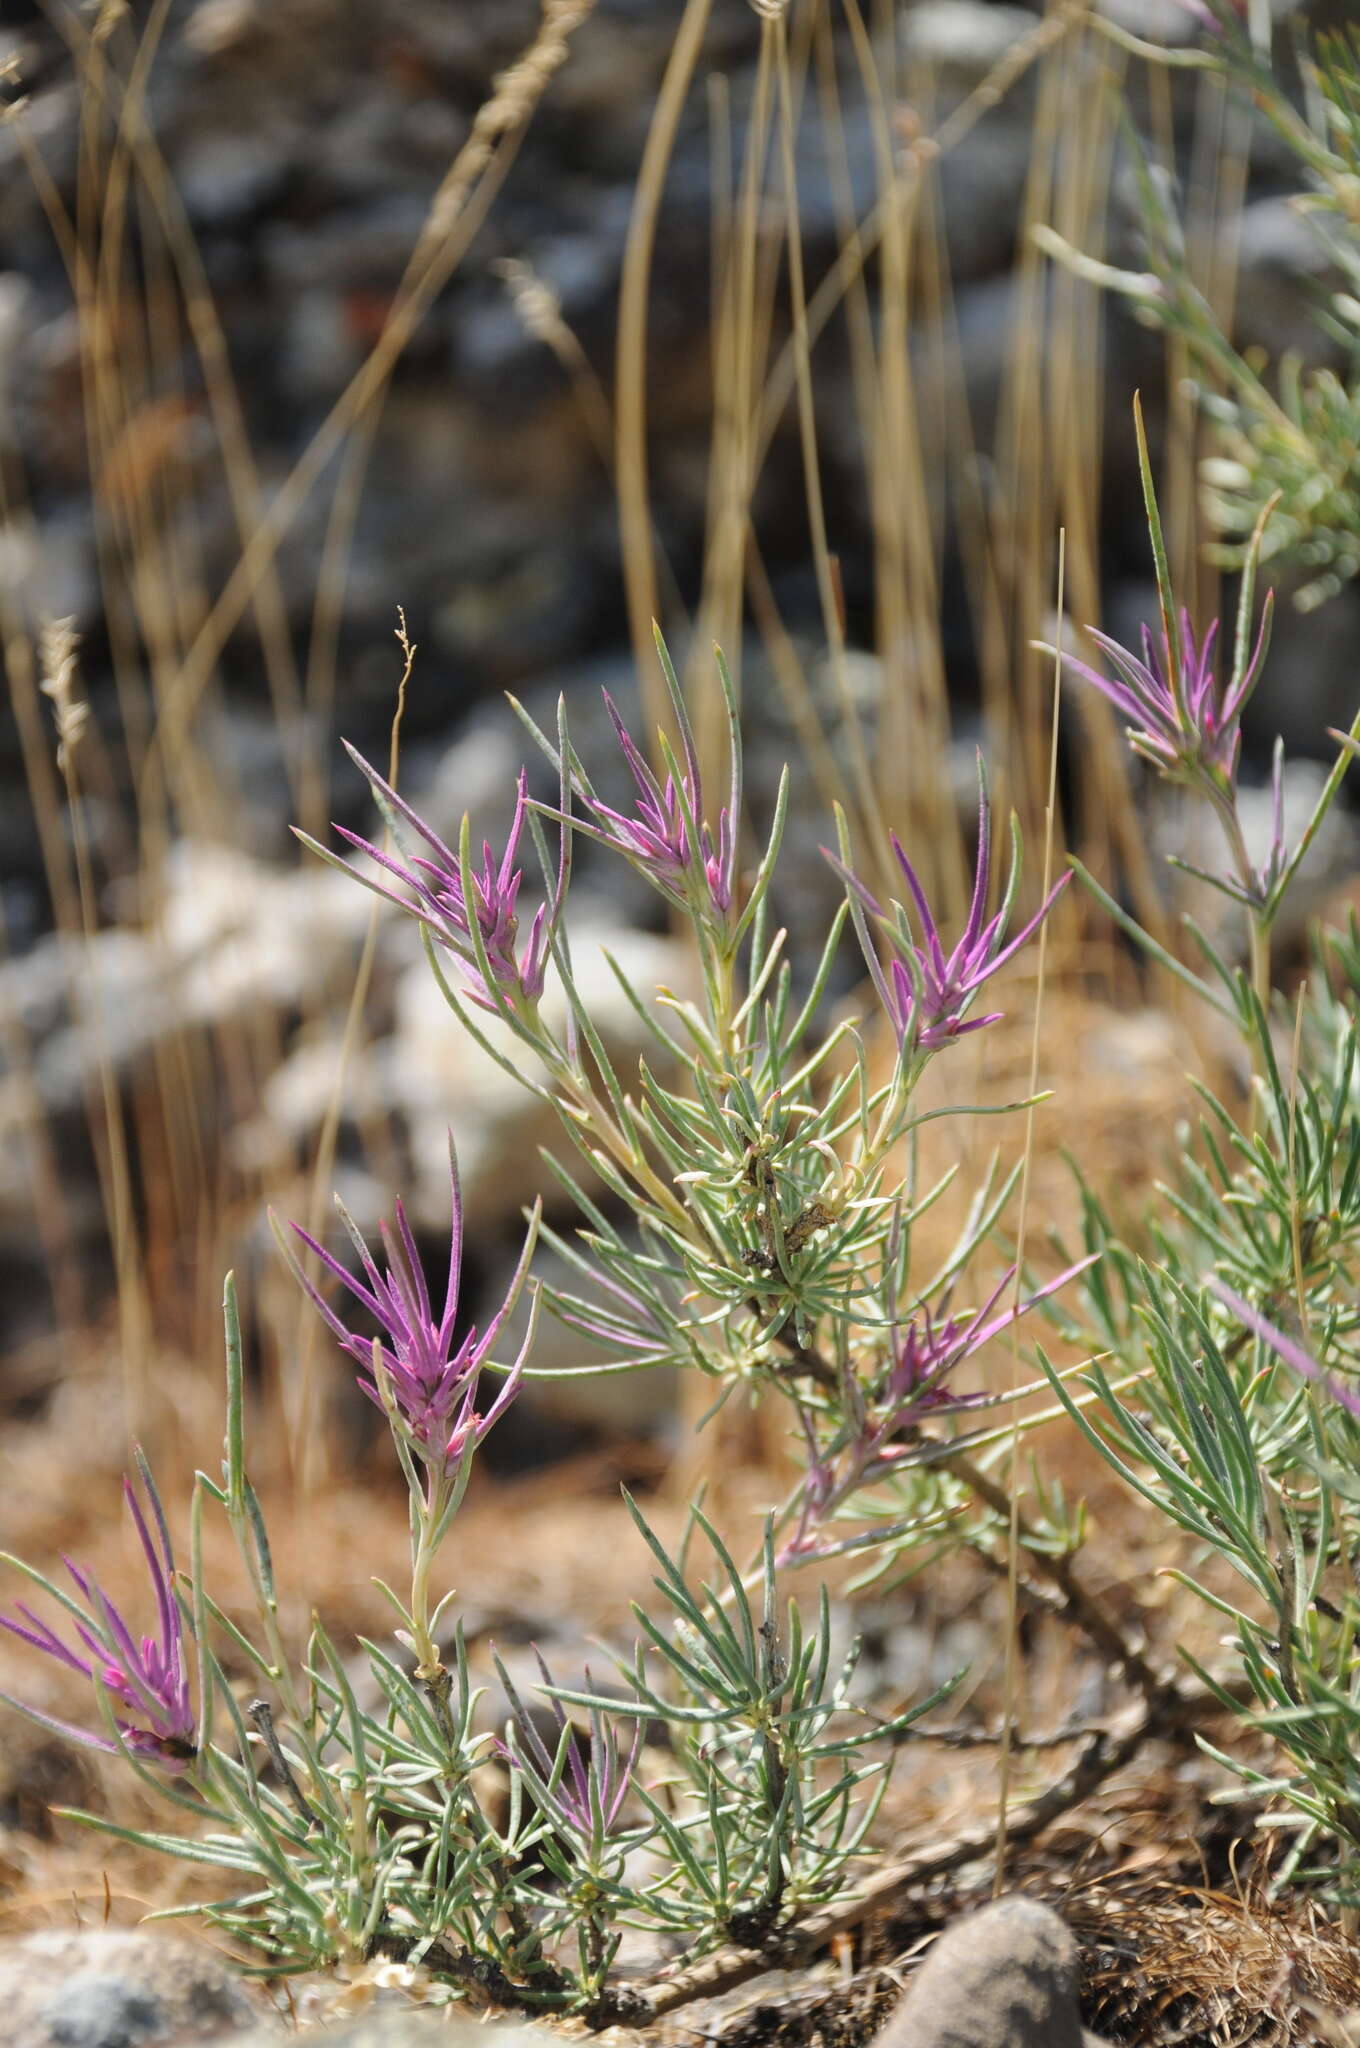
[1038,415,1360,1901]
[13,417,1357,1980]
[0,611,1094,2007]
[280,1150,537,1479]
[829,758,1069,1056]
[300,748,566,1022]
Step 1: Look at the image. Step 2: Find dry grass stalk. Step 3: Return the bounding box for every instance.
[37,617,88,772]
[0,0,598,1483]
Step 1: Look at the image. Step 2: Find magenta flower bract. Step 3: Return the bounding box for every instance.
[331,744,558,1012]
[580,692,735,919]
[0,1466,194,1768]
[782,1254,1096,1561]
[880,1264,1078,1438]
[882,1285,1011,1427]
[285,1148,536,1474]
[1062,601,1272,796]
[829,767,1069,1053]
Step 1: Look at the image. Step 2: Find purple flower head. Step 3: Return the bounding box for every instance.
[325,745,561,1014]
[584,692,735,920]
[1062,597,1272,798]
[494,1645,640,1848]
[880,1253,1096,1443]
[828,762,1069,1054]
[282,1145,539,1475]
[0,1463,194,1769]
[781,1251,1097,1563]
[884,1297,1004,1426]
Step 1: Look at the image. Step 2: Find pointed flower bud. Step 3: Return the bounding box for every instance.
[1060,601,1271,797]
[583,690,735,919]
[282,1144,539,1475]
[322,746,563,1015]
[828,760,1069,1055]
[494,1644,641,1848]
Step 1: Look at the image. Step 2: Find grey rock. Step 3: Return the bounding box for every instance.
[0,841,371,1113]
[260,196,433,295]
[872,1896,1108,2048]
[278,285,367,400]
[0,1928,275,2047]
[175,128,292,227]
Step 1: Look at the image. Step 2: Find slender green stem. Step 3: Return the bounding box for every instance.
[409,1468,456,1686]
[1215,792,1272,1039]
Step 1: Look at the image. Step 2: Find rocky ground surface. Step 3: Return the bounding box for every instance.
[16,1891,1360,2047]
[0,1902,1114,2048]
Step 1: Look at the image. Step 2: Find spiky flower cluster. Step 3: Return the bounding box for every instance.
[316,747,562,1015]
[829,761,1069,1057]
[280,1146,538,1476]
[495,1644,641,1847]
[585,689,735,919]
[1061,602,1271,802]
[1050,400,1291,962]
[784,1253,1093,1562]
[525,635,742,946]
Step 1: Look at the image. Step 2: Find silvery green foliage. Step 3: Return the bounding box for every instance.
[40,1298,956,2007]
[489,633,1069,1570]
[1049,952,1360,1897]
[0,627,1076,2006]
[1061,13,1360,612]
[1046,422,1360,1900]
